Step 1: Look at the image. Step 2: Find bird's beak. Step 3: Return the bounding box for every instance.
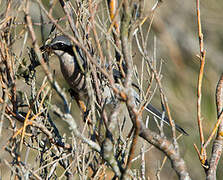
[40,44,53,54]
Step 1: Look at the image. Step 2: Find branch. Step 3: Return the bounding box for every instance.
[206,73,223,180]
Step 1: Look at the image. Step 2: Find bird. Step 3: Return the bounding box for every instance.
[40,35,188,136]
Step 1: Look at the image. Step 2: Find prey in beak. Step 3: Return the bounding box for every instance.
[40,44,53,55]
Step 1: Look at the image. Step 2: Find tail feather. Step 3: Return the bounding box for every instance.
[144,103,189,135]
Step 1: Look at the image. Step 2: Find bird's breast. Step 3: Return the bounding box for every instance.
[56,52,87,94]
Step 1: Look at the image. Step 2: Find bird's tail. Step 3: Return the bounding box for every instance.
[144,103,188,135]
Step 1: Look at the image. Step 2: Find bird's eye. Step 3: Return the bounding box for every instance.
[60,42,67,48]
[53,42,65,49]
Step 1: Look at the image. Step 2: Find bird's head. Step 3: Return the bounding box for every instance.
[40,35,74,57]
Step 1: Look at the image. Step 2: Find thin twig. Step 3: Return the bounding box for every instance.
[195,0,207,166]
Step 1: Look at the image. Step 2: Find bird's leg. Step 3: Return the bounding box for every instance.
[68,88,91,123]
[69,88,86,111]
[68,88,87,112]
[78,100,87,113]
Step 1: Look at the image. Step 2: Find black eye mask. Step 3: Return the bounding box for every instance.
[50,43,75,56]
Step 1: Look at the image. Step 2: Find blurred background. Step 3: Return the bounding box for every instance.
[1,0,223,179]
[146,0,223,179]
